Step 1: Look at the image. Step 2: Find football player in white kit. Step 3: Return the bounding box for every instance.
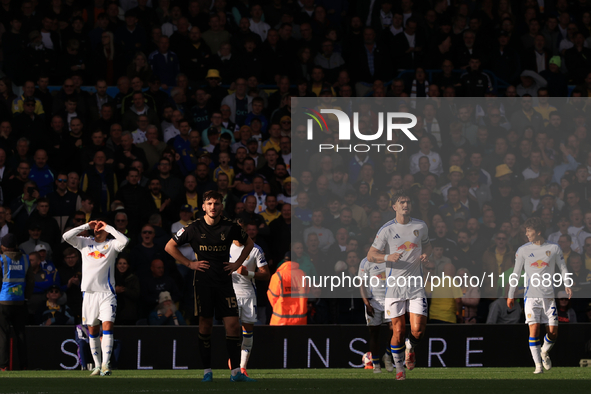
[359,257,394,374]
[366,190,431,381]
[507,217,572,374]
[229,223,269,377]
[63,220,129,376]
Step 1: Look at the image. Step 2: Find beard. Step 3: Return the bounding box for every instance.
[158,302,177,315]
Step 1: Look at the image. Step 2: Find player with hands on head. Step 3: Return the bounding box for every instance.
[62,219,129,377]
[165,190,256,383]
[507,217,572,374]
[366,190,432,381]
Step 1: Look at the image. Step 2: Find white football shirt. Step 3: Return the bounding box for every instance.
[508,241,569,299]
[371,217,430,299]
[63,224,129,293]
[358,258,386,304]
[230,243,267,296]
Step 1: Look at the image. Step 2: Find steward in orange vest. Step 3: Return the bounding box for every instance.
[267,261,309,325]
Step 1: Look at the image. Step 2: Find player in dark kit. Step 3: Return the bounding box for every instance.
[165,190,255,382]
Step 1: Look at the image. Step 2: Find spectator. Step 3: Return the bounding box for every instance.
[35,285,74,325]
[482,232,514,300]
[148,291,185,325]
[148,36,180,88]
[428,263,463,324]
[58,247,82,321]
[556,290,577,323]
[114,255,140,325]
[140,258,180,312]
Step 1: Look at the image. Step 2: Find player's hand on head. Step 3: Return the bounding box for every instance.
[189,260,210,271]
[96,221,107,232]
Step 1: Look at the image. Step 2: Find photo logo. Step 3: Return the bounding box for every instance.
[303,108,418,152]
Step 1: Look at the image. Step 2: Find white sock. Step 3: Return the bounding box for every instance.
[101,331,114,366]
[231,367,240,376]
[89,334,102,368]
[391,344,405,372]
[405,337,413,353]
[241,331,253,369]
[204,368,212,375]
[542,334,555,353]
[529,337,542,365]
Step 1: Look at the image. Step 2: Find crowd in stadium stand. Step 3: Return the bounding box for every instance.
[0,0,590,326]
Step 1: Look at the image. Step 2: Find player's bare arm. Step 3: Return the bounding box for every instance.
[366,246,402,264]
[420,242,433,263]
[360,285,374,317]
[164,238,210,272]
[224,236,254,274]
[237,264,270,280]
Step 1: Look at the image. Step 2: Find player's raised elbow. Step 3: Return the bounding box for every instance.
[164,238,178,254]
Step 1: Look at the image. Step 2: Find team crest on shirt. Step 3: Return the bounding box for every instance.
[527,314,531,319]
[103,245,109,250]
[387,310,391,316]
[413,230,419,237]
[82,317,86,323]
[546,251,551,256]
[221,232,226,241]
[176,228,185,237]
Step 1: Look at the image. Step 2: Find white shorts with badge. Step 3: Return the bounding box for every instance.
[365,298,386,326]
[82,291,117,326]
[385,297,428,319]
[525,298,558,326]
[237,293,257,324]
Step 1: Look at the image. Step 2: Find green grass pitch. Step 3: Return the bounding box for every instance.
[0,368,589,393]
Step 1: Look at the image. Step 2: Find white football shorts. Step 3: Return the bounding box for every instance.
[237,293,257,324]
[365,298,386,326]
[385,297,428,319]
[525,298,558,326]
[82,291,117,326]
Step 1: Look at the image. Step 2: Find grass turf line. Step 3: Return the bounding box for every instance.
[0,368,589,394]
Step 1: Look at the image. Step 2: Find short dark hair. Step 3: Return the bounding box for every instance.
[391,189,411,205]
[203,190,223,202]
[524,217,544,235]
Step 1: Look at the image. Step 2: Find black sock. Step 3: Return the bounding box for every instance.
[198,333,212,369]
[226,336,241,370]
[408,333,421,348]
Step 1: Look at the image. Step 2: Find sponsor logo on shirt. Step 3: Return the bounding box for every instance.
[176,228,185,237]
[88,250,106,259]
[530,260,548,268]
[199,245,227,252]
[396,241,418,252]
